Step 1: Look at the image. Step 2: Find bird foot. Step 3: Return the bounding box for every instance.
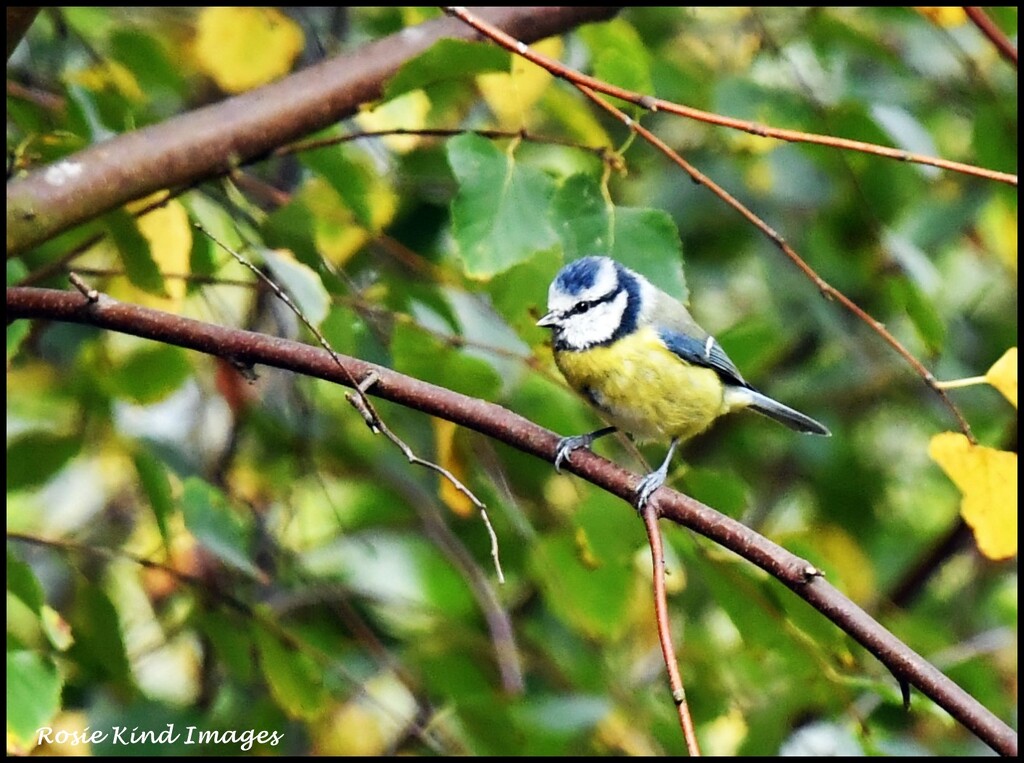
[634,469,668,511]
[554,434,595,473]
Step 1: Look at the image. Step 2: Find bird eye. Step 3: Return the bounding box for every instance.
[569,299,595,317]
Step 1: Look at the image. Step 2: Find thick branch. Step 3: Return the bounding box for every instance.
[5,7,619,256]
[6,285,1017,757]
[6,7,39,61]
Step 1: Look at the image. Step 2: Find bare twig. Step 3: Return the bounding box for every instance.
[640,503,700,755]
[963,7,1018,67]
[6,8,39,61]
[278,126,613,162]
[7,530,453,754]
[67,271,99,302]
[7,286,1015,756]
[7,7,620,256]
[442,7,976,442]
[576,84,977,443]
[195,225,505,584]
[442,7,1016,187]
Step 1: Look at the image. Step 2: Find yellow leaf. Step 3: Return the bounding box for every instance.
[356,90,432,153]
[596,709,660,756]
[986,348,1017,408]
[914,7,968,27]
[311,672,416,756]
[67,60,145,102]
[977,195,1017,273]
[98,196,192,311]
[477,37,563,128]
[929,432,1017,560]
[433,418,474,517]
[194,8,303,93]
[136,199,193,305]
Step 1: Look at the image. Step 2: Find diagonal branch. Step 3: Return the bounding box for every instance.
[6,285,1016,757]
[443,6,1017,186]
[641,503,700,755]
[6,6,620,257]
[964,7,1018,67]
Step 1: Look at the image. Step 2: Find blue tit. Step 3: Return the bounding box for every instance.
[536,256,830,508]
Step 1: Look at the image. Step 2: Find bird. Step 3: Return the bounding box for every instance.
[536,256,830,509]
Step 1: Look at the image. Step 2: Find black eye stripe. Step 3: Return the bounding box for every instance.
[568,289,618,317]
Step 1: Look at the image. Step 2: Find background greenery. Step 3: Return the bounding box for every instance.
[7,7,1017,756]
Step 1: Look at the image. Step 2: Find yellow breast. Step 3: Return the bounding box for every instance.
[554,326,728,442]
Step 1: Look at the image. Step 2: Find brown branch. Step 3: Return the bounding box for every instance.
[6,7,39,61]
[192,226,506,583]
[640,504,700,755]
[386,471,525,695]
[6,285,1016,757]
[277,126,613,161]
[7,530,453,754]
[574,83,978,443]
[442,7,1016,187]
[964,7,1018,67]
[440,7,977,441]
[6,7,620,257]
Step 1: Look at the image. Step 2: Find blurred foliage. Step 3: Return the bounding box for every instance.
[6,6,1017,756]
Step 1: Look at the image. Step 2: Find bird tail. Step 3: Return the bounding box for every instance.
[729,387,831,436]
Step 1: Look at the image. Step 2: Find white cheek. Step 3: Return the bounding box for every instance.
[561,293,627,349]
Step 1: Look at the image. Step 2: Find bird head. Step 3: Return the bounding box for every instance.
[537,256,644,350]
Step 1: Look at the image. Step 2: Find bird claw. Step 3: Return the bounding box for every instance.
[634,469,667,511]
[553,434,593,473]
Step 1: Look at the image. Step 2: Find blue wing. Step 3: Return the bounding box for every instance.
[657,328,748,388]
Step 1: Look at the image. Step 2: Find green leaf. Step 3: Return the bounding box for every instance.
[7,320,30,362]
[447,133,560,277]
[8,551,45,615]
[181,478,263,580]
[485,249,563,340]
[6,431,82,491]
[196,610,254,683]
[105,208,168,296]
[261,247,330,328]
[41,606,75,652]
[870,103,939,179]
[109,344,191,404]
[391,322,501,400]
[578,19,654,97]
[530,532,633,640]
[68,584,132,682]
[574,491,643,564]
[552,173,687,302]
[299,140,378,229]
[254,626,328,720]
[681,466,751,518]
[884,276,946,354]
[384,39,510,100]
[6,651,63,747]
[182,192,240,278]
[302,530,477,630]
[133,447,175,547]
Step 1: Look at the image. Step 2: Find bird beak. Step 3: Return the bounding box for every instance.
[536,311,559,328]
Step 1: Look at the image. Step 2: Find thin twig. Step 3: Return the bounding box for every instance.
[351,373,506,584]
[7,530,453,754]
[277,126,612,161]
[443,7,976,441]
[67,271,99,302]
[577,84,978,442]
[640,503,700,755]
[442,7,1016,187]
[196,225,505,583]
[6,286,1016,756]
[963,7,1018,67]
